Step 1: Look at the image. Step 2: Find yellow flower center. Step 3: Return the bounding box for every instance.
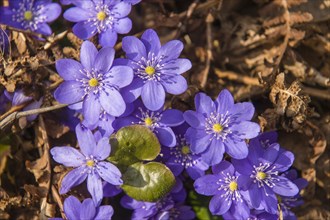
[97,11,107,21]
[24,11,33,20]
[145,66,155,75]
[229,181,238,191]
[212,123,223,133]
[144,117,153,126]
[257,172,267,180]
[86,160,95,167]
[89,78,99,87]
[181,146,190,155]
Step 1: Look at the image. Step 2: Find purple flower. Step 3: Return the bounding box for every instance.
[122,0,141,5]
[63,0,132,47]
[60,0,75,5]
[194,161,250,218]
[50,124,123,205]
[54,41,133,126]
[232,138,299,214]
[113,100,184,147]
[161,124,209,180]
[60,196,114,220]
[5,89,43,121]
[277,169,308,220]
[83,110,116,138]
[120,29,191,110]
[120,187,193,220]
[183,90,260,165]
[0,0,61,36]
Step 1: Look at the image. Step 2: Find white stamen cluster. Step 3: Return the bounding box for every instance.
[205,111,232,141]
[77,68,105,97]
[135,107,162,131]
[11,0,46,31]
[134,52,165,82]
[170,135,197,169]
[217,172,243,205]
[88,3,115,34]
[83,155,99,174]
[250,162,279,195]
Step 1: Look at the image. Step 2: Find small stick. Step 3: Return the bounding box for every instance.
[0,103,69,130]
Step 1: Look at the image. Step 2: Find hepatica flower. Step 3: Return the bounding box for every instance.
[113,100,184,147]
[0,28,9,55]
[63,0,132,47]
[0,0,61,35]
[59,196,114,220]
[121,29,191,110]
[232,138,299,214]
[50,125,123,205]
[184,90,260,165]
[194,161,250,219]
[162,124,209,180]
[54,41,133,126]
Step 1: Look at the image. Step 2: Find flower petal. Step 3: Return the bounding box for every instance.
[105,66,133,88]
[63,7,91,22]
[56,59,85,80]
[231,102,255,121]
[99,29,117,47]
[114,17,132,34]
[141,29,161,54]
[183,111,205,128]
[231,121,260,139]
[112,2,131,18]
[94,205,114,220]
[159,40,183,63]
[60,167,88,194]
[37,23,52,36]
[94,137,111,160]
[231,159,253,176]
[75,123,97,157]
[80,199,96,220]
[94,47,115,73]
[212,160,234,175]
[164,58,192,74]
[209,193,231,215]
[50,146,84,167]
[97,162,123,185]
[80,41,97,71]
[141,81,165,111]
[165,157,184,176]
[272,176,299,197]
[201,139,225,166]
[159,109,184,126]
[63,196,81,220]
[216,89,234,114]
[155,127,176,147]
[99,89,126,116]
[83,93,101,127]
[273,150,295,172]
[195,93,216,116]
[161,74,187,95]
[194,174,220,196]
[224,138,248,159]
[43,3,62,22]
[186,128,210,154]
[122,36,147,61]
[72,21,97,40]
[120,77,143,103]
[87,174,103,206]
[54,81,84,104]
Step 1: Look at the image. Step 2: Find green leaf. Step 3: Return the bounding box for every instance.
[121,162,175,202]
[188,190,223,220]
[108,125,160,166]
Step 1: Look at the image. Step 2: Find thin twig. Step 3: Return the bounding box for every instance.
[214,68,262,86]
[0,103,69,130]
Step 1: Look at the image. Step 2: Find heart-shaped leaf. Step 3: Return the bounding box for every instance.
[108,125,160,166]
[121,162,175,202]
